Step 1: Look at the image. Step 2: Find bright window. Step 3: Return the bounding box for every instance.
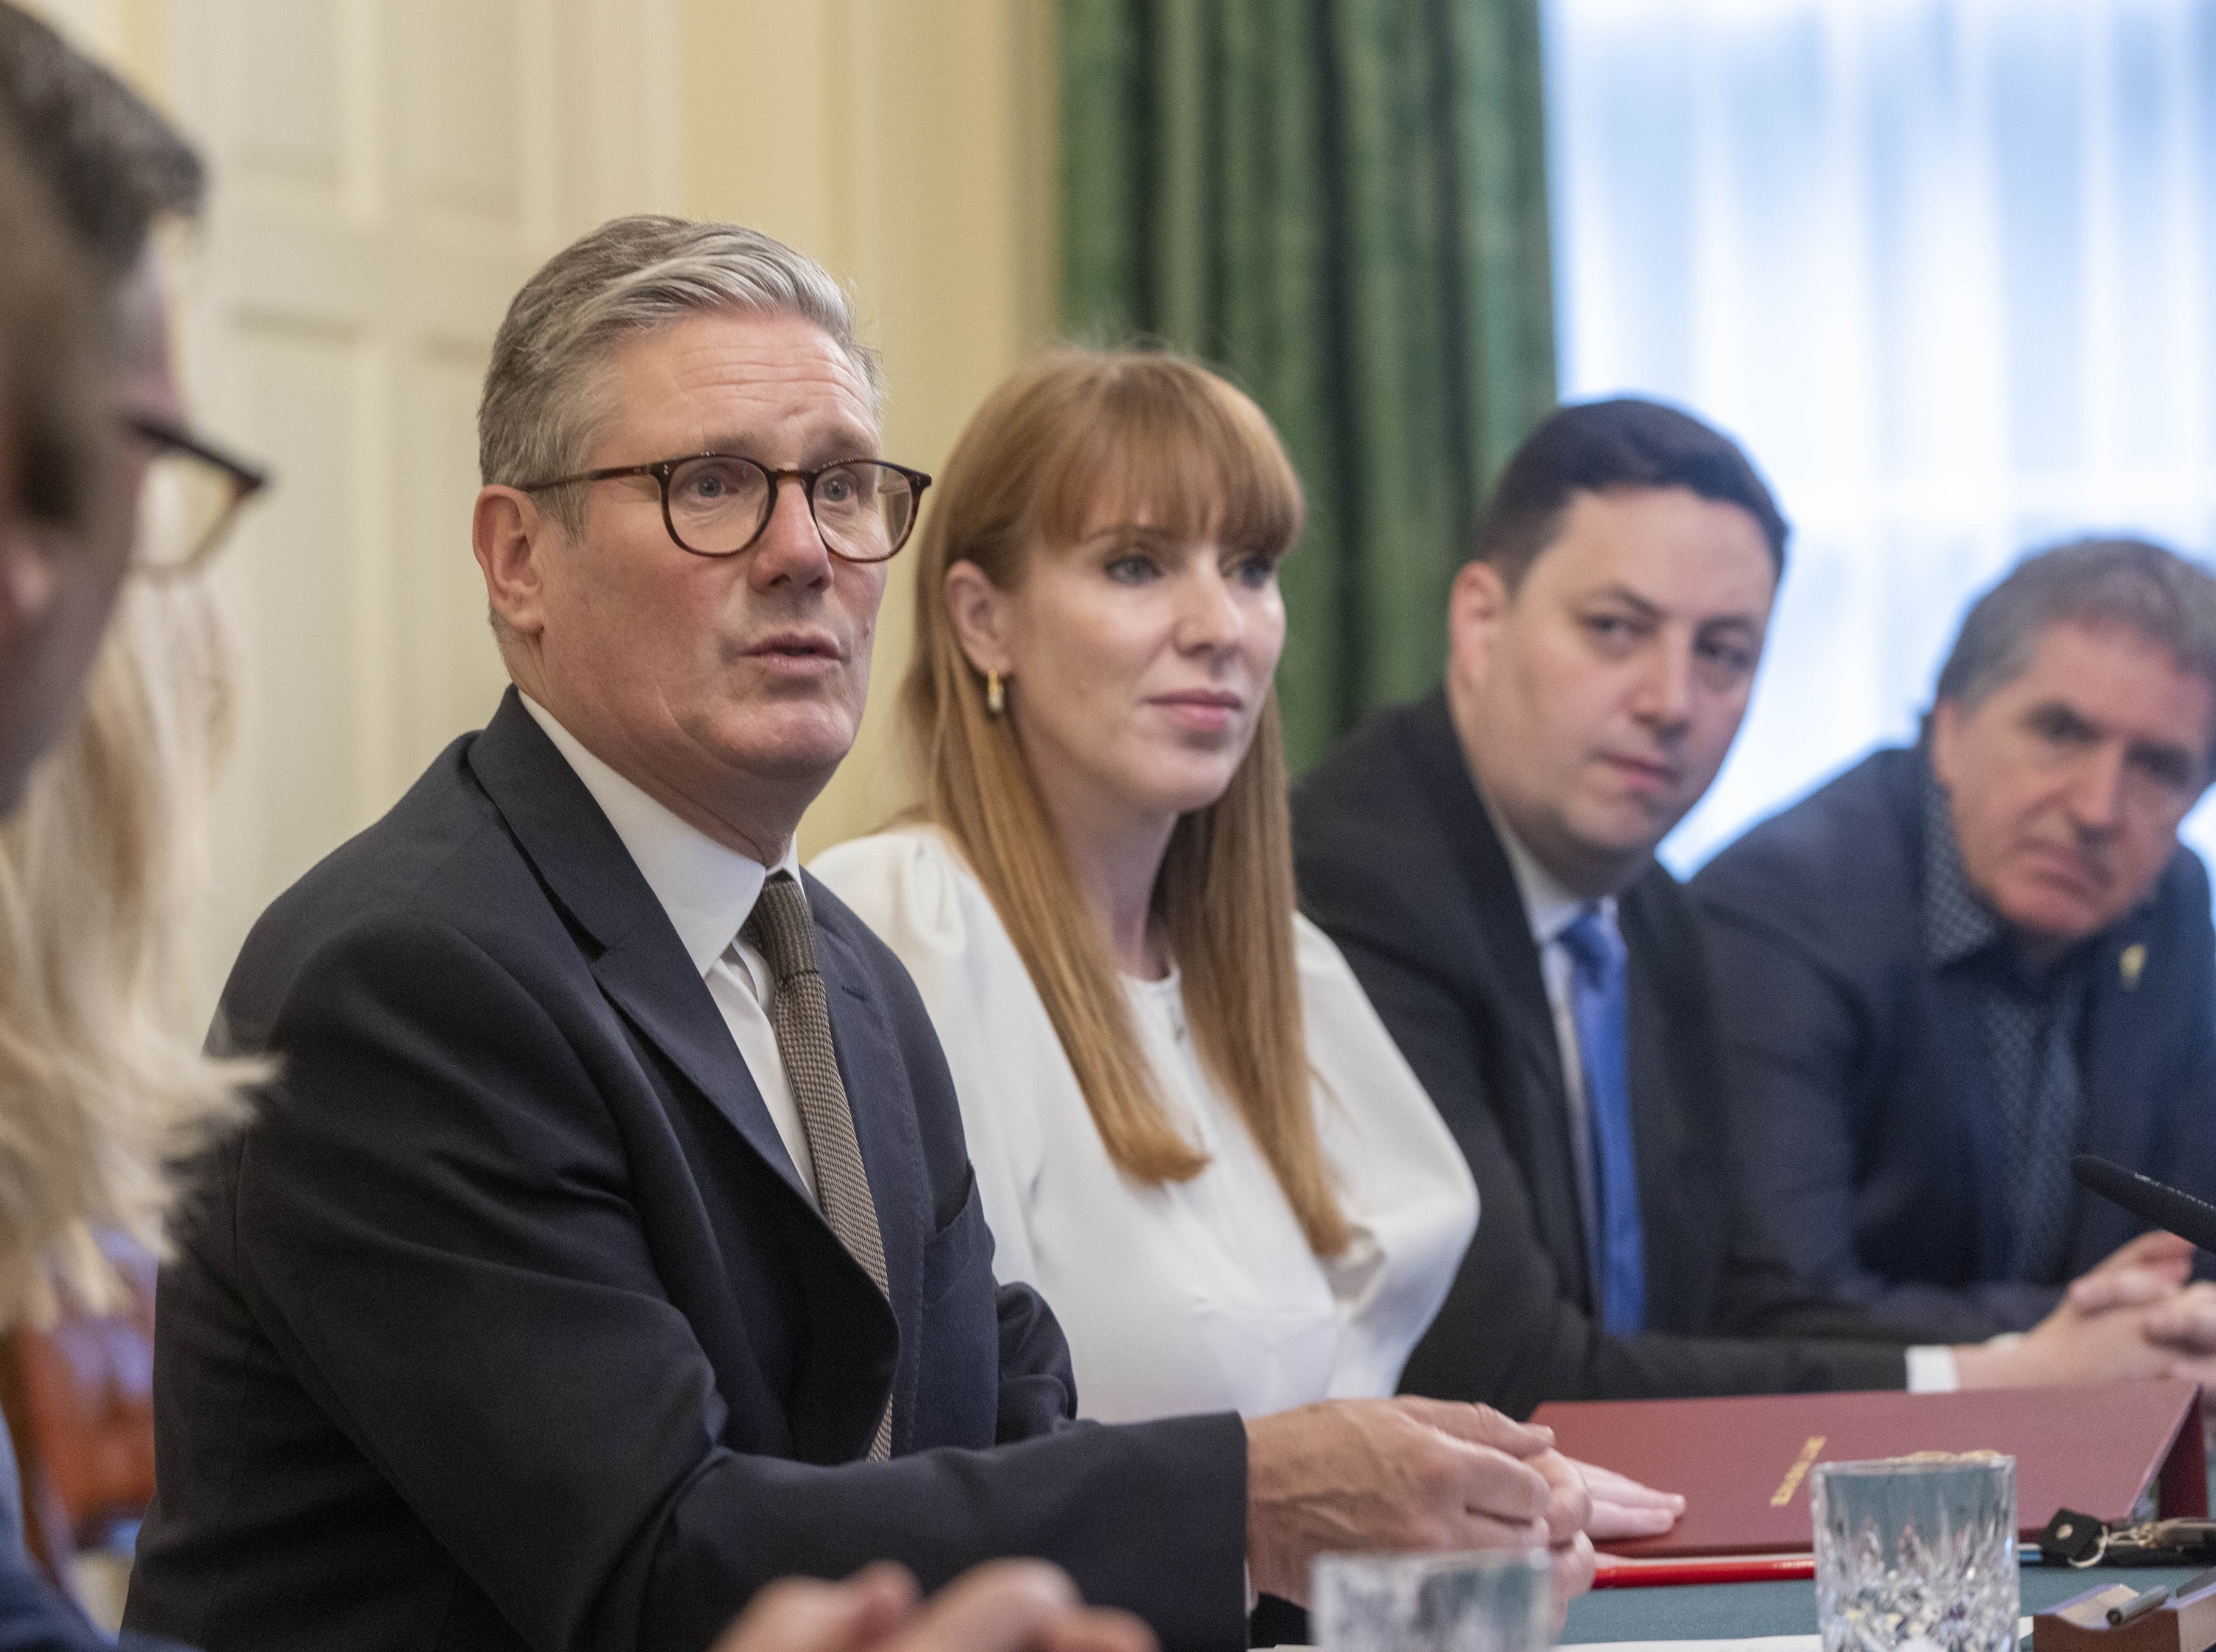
[1545,0,2216,875]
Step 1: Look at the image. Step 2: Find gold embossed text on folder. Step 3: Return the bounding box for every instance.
[1771,1436,1826,1507]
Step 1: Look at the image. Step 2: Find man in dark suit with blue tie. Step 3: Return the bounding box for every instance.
[126,216,1596,1652]
[1293,401,2216,1417]
[1695,539,2216,1343]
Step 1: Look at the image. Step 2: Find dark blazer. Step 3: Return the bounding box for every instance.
[1692,744,2216,1343]
[1291,694,1908,1417]
[125,691,1247,1652]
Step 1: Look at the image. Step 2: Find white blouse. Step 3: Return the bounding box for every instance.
[811,826,1477,1425]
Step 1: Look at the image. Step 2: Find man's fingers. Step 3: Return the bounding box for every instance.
[1442,1513,1552,1553]
[895,1561,1090,1652]
[1395,1396,1555,1459]
[1570,1459,1685,1510]
[2070,1266,2185,1314]
[2097,1230,2198,1275]
[1578,1455,1686,1541]
[2145,1283,2216,1351]
[711,1566,922,1652]
[1588,1501,1681,1540]
[1427,1433,1556,1530]
[1530,1449,1592,1546]
[1551,1532,1597,1620]
[1035,1607,1157,1652]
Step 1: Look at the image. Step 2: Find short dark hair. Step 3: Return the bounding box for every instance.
[0,2,203,279]
[0,124,102,532]
[1936,538,2216,767]
[1468,397,1789,589]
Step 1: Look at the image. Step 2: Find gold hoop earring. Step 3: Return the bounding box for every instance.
[985,670,1006,716]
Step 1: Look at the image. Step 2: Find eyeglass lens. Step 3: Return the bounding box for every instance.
[137,445,247,575]
[666,457,917,561]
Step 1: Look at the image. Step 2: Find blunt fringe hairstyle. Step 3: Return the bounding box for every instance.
[0,1,205,278]
[902,348,1349,1256]
[479,215,881,532]
[1470,397,1790,588]
[1937,536,2216,767]
[0,582,259,1324]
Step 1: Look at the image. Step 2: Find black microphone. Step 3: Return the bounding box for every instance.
[2072,1154,2216,1254]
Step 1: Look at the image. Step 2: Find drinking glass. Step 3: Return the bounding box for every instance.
[1811,1455,2018,1652]
[1310,1551,1553,1652]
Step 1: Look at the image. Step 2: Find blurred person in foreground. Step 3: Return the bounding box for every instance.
[1697,539,2216,1341]
[709,1563,1150,1652]
[0,24,245,1651]
[129,216,1596,1652]
[813,349,1661,1606]
[1292,398,2216,1415]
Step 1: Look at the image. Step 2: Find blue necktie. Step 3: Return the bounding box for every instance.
[1559,904,1646,1333]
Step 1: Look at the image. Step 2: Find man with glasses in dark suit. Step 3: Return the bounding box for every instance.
[129,213,1598,1652]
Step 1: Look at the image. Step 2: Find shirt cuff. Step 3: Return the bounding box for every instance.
[1904,1345,1960,1393]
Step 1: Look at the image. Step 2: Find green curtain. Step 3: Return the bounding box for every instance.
[1062,0,1558,769]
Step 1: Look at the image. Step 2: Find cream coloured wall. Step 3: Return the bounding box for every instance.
[18,0,1059,993]
[682,1,1061,851]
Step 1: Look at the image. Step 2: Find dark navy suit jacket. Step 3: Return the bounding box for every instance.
[125,691,1246,1652]
[1694,744,2216,1342]
[1292,694,1907,1418]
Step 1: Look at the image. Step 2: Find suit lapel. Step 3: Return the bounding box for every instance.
[2078,916,2164,1197]
[1398,693,1591,1303]
[462,689,815,1210]
[1618,881,1689,1321]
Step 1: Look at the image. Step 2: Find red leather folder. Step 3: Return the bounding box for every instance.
[1531,1379,2206,1557]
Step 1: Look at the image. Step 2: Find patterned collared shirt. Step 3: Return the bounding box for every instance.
[1923,760,2092,1282]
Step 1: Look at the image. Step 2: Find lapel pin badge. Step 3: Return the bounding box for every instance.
[2120,943,2147,990]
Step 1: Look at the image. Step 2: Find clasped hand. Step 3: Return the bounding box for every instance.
[1957,1229,2216,1387]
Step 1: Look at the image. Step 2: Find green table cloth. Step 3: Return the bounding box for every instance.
[1560,1563,2198,1643]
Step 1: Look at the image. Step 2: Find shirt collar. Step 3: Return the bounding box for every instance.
[1480,784,1610,946]
[520,693,801,977]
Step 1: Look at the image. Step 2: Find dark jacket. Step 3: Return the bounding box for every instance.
[1291,693,1908,1416]
[1693,743,2216,1341]
[125,691,1247,1652]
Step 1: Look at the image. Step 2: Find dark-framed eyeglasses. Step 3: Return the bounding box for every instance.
[125,413,270,577]
[516,453,932,564]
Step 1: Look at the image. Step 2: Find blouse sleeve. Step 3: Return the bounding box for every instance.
[807,831,1047,1290]
[1294,914,1480,1400]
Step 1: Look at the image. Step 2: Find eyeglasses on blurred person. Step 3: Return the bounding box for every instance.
[123,411,266,578]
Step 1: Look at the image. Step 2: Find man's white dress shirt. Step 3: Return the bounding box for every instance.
[521,694,816,1197]
[812,826,1477,1424]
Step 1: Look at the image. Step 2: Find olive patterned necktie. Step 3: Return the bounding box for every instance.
[743,871,894,1461]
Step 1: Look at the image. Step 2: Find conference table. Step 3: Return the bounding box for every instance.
[1560,1561,2203,1644]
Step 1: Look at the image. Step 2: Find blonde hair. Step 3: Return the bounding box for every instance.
[0,577,256,1324]
[903,348,1349,1256]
